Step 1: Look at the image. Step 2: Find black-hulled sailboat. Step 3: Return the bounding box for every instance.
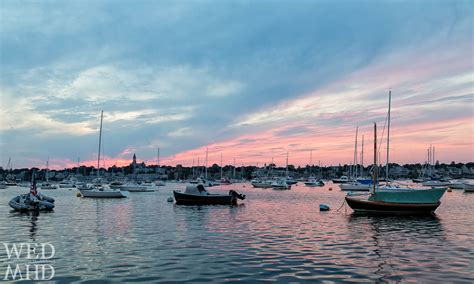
[345,91,446,215]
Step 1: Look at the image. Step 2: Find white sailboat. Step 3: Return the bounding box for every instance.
[80,110,129,198]
[304,151,324,187]
[271,178,291,190]
[120,182,154,192]
[340,127,370,191]
[40,158,57,190]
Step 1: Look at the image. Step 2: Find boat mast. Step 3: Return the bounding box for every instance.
[373,123,377,193]
[319,160,322,178]
[285,152,289,177]
[309,150,312,177]
[205,147,208,179]
[97,110,103,178]
[220,153,223,180]
[271,156,274,177]
[46,157,49,182]
[157,147,160,167]
[354,126,359,180]
[233,158,236,179]
[198,157,201,176]
[433,146,435,172]
[386,90,391,184]
[361,135,364,177]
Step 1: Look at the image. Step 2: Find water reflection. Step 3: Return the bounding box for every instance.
[347,214,445,282]
[8,210,52,242]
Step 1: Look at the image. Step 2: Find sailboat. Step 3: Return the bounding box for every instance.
[345,91,446,214]
[40,158,57,190]
[340,127,371,192]
[79,110,129,198]
[304,151,324,187]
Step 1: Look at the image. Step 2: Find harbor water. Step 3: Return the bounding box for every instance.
[0,182,473,283]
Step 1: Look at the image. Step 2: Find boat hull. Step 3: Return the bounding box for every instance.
[9,194,55,212]
[173,190,236,205]
[120,185,153,192]
[464,183,474,192]
[272,186,291,190]
[251,182,273,188]
[448,182,465,189]
[339,183,370,191]
[79,189,129,198]
[345,196,441,214]
[332,179,348,184]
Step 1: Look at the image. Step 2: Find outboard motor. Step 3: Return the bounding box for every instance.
[229,190,246,200]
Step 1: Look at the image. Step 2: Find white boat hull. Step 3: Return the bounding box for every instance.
[80,189,129,198]
[422,181,451,187]
[340,183,370,191]
[41,185,57,190]
[121,186,154,192]
[464,183,474,192]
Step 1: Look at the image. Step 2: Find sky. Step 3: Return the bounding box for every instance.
[0,0,473,169]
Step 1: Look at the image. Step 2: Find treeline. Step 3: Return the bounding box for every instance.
[1,161,473,181]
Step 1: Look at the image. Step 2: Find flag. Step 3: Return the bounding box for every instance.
[30,176,37,196]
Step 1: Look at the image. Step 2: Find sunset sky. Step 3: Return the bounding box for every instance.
[1,1,473,169]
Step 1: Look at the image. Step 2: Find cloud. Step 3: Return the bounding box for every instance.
[0,1,472,168]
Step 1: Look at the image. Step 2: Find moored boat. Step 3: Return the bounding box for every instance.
[5,180,17,186]
[447,180,465,189]
[120,182,154,192]
[40,182,57,190]
[339,182,370,191]
[109,181,123,189]
[9,177,55,212]
[464,183,474,193]
[345,93,446,215]
[251,179,273,188]
[304,178,324,187]
[271,179,291,190]
[345,192,443,214]
[78,111,129,199]
[79,187,129,198]
[332,176,350,184]
[422,180,451,187]
[173,185,245,205]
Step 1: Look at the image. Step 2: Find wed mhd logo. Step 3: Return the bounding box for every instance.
[2,243,55,281]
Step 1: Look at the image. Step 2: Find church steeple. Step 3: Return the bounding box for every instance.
[132,153,137,165]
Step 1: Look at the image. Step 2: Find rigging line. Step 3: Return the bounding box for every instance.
[336,198,347,212]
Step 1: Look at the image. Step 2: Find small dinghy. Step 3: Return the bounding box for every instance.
[319,204,330,211]
[9,179,54,212]
[173,185,245,205]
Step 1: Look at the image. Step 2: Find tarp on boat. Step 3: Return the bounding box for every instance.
[369,187,446,204]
